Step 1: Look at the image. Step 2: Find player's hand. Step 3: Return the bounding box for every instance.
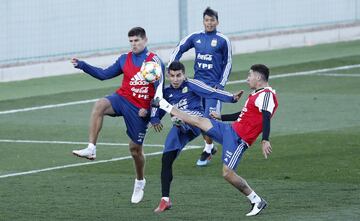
[71,58,79,67]
[261,140,272,159]
[138,108,148,117]
[151,97,160,108]
[210,111,221,120]
[233,90,244,102]
[152,123,163,132]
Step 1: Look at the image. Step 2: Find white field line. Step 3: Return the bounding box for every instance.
[0,144,201,179]
[0,139,163,147]
[227,64,360,85]
[0,99,98,115]
[1,64,360,115]
[315,73,360,77]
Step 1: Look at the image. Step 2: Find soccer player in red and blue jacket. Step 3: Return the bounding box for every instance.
[154,64,278,216]
[153,61,243,213]
[168,7,232,166]
[71,27,165,204]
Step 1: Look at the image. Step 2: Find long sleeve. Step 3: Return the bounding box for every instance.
[76,56,124,80]
[262,110,271,141]
[221,111,241,121]
[150,106,166,125]
[219,35,232,88]
[150,55,166,124]
[168,33,195,65]
[254,90,276,141]
[187,78,235,103]
[153,55,166,98]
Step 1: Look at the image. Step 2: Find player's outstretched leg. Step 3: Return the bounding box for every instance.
[153,97,213,132]
[72,98,115,161]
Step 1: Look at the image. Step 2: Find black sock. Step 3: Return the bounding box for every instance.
[161,150,179,197]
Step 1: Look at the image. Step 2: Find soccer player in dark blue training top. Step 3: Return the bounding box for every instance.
[153,61,243,213]
[168,7,232,166]
[71,27,165,204]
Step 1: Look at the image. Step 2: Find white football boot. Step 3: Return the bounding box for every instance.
[72,147,96,160]
[131,179,146,204]
[246,198,267,216]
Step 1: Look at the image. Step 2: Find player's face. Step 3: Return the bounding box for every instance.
[129,35,147,54]
[168,69,185,88]
[247,70,261,89]
[203,15,218,32]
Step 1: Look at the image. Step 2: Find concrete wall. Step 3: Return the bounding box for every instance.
[1,22,360,82]
[1,0,360,81]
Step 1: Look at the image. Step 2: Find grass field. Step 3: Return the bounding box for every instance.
[1,40,360,221]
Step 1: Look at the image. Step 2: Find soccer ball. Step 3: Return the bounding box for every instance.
[140,61,162,83]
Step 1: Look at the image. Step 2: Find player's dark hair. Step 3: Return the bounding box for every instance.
[128,27,146,38]
[168,61,185,74]
[251,64,270,81]
[203,7,218,20]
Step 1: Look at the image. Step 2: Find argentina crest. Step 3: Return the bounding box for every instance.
[211,38,217,47]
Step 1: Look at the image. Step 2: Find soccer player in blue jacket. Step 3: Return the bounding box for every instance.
[168,7,232,166]
[153,61,242,212]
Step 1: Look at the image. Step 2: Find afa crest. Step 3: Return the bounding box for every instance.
[211,39,217,47]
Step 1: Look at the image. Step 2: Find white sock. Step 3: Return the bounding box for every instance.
[161,197,170,202]
[135,178,146,187]
[203,142,214,153]
[88,143,96,150]
[136,178,145,183]
[159,98,173,113]
[247,191,261,204]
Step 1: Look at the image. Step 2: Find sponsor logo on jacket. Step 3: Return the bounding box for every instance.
[197,53,213,61]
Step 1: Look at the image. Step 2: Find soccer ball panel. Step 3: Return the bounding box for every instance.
[140,61,162,83]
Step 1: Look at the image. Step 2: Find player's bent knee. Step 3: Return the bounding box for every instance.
[129,148,142,158]
[129,143,143,157]
[93,98,110,114]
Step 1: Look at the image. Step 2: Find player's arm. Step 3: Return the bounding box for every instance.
[150,55,166,133]
[255,91,276,159]
[262,110,271,142]
[71,56,124,80]
[153,55,166,98]
[168,33,195,65]
[261,110,272,159]
[150,93,168,132]
[218,36,232,89]
[149,107,166,132]
[187,79,242,103]
[210,111,241,121]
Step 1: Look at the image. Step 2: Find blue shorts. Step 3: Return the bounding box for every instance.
[205,119,248,170]
[202,98,222,118]
[106,93,149,145]
[164,124,201,153]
